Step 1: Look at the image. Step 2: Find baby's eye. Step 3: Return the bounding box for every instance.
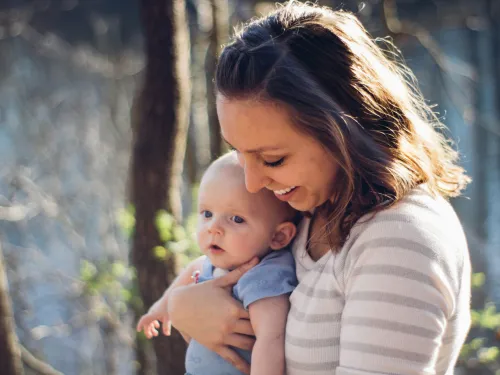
[202,210,212,218]
[231,216,245,224]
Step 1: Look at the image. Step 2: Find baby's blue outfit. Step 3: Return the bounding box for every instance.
[185,249,297,375]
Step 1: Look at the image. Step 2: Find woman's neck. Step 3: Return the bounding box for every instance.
[306,213,333,261]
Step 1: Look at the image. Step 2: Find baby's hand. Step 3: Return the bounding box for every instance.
[136,297,171,339]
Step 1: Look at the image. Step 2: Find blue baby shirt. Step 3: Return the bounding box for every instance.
[185,249,297,375]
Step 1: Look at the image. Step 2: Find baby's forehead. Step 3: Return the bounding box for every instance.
[201,168,285,213]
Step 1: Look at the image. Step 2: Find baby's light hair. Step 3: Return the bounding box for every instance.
[205,151,302,226]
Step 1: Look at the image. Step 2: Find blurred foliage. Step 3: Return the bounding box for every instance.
[117,204,136,239]
[112,192,202,316]
[116,186,202,269]
[154,184,201,268]
[457,272,500,374]
[80,258,138,314]
[154,210,201,268]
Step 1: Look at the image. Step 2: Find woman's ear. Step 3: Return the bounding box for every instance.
[270,222,297,250]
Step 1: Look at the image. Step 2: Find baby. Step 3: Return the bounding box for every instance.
[136,152,299,375]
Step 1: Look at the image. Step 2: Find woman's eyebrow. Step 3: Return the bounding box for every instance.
[223,139,282,153]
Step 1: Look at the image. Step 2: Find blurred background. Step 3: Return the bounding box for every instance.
[0,0,499,374]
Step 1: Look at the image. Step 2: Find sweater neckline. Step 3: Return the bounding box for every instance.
[293,215,331,271]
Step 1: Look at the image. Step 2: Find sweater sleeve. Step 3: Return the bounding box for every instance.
[336,207,465,375]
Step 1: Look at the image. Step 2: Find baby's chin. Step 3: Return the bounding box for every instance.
[203,251,231,270]
[206,254,247,272]
[209,258,236,271]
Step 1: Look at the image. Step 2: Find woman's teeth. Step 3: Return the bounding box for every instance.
[274,186,296,195]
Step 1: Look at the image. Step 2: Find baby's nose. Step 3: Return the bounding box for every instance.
[208,220,223,235]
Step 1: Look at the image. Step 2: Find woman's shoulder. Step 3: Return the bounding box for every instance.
[342,185,469,288]
[352,184,465,244]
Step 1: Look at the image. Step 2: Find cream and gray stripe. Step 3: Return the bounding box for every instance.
[285,186,471,375]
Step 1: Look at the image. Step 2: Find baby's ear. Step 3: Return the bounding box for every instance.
[270,222,297,250]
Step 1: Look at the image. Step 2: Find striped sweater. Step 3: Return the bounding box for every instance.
[285,186,471,375]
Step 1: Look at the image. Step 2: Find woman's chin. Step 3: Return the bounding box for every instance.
[288,194,325,212]
[288,199,314,212]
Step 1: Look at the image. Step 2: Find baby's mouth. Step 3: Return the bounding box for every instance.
[209,244,224,252]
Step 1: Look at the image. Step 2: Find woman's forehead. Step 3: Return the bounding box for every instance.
[217,97,298,148]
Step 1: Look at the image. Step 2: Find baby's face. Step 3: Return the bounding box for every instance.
[196,165,289,270]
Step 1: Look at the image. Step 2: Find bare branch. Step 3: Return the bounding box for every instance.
[19,24,144,79]
[0,6,143,79]
[20,344,63,375]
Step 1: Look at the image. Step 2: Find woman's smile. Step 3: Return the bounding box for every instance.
[272,186,298,201]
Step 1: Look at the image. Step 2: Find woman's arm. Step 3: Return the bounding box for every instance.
[336,210,469,375]
[168,257,259,375]
[248,295,289,375]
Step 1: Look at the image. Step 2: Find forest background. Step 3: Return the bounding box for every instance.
[1,0,500,374]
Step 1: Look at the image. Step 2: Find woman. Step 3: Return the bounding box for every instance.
[168,2,471,374]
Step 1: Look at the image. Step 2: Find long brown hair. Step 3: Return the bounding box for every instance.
[215,1,470,250]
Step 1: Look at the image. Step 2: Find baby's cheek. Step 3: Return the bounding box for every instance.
[196,226,206,245]
[237,230,268,255]
[231,231,251,252]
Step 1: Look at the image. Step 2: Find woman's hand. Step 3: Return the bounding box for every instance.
[168,258,259,375]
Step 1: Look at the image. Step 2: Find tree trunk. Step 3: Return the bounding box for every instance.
[205,0,229,161]
[131,0,190,374]
[0,243,24,375]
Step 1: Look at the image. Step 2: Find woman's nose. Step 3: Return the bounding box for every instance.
[244,162,271,193]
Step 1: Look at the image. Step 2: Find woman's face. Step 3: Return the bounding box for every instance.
[217,95,338,212]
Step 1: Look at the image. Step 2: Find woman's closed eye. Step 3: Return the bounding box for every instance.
[263,157,285,168]
[230,215,245,224]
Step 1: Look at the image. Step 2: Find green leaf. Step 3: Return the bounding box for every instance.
[471,309,481,327]
[111,262,127,278]
[172,225,186,241]
[470,337,485,350]
[459,343,471,360]
[153,246,168,260]
[80,260,97,282]
[478,346,500,364]
[167,239,190,254]
[156,210,175,242]
[472,272,485,289]
[156,210,174,231]
[177,253,191,269]
[116,206,136,238]
[120,289,132,302]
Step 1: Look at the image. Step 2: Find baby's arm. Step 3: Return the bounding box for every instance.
[136,255,206,339]
[248,294,289,375]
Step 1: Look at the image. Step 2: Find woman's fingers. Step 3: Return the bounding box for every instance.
[216,346,251,375]
[232,319,254,336]
[214,257,259,289]
[168,281,251,352]
[226,333,255,351]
